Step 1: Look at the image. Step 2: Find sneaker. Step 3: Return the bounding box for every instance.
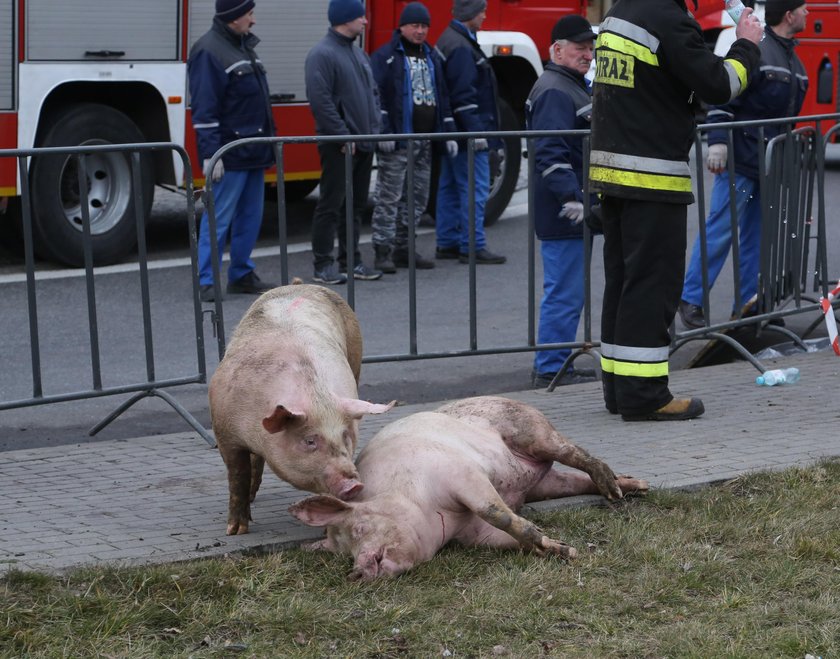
[435,245,460,260]
[200,285,220,303]
[622,397,705,422]
[374,246,396,274]
[459,248,507,265]
[531,369,598,389]
[393,248,435,269]
[678,300,705,329]
[227,271,275,295]
[313,263,347,285]
[340,263,383,281]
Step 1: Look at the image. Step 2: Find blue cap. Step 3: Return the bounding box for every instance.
[329,0,365,26]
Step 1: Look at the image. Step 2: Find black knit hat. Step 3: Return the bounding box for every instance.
[400,2,431,26]
[328,0,366,26]
[765,0,805,25]
[215,0,255,22]
[551,15,596,44]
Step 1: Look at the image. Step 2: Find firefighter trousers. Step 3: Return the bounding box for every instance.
[599,196,687,416]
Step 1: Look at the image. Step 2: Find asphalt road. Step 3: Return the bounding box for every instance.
[1,150,838,451]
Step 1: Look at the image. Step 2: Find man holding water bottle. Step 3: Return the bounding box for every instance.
[589,0,763,421]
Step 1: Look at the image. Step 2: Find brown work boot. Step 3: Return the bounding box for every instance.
[622,397,705,422]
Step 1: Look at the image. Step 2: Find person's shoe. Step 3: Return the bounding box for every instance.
[227,271,275,295]
[374,245,396,274]
[531,369,598,389]
[459,248,507,264]
[200,285,220,303]
[343,263,383,281]
[622,397,705,422]
[313,263,347,285]
[436,245,460,260]
[678,300,705,329]
[393,248,435,269]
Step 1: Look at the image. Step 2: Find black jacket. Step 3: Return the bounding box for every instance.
[589,0,760,203]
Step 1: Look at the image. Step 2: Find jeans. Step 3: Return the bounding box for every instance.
[435,149,490,253]
[682,173,761,311]
[534,238,585,376]
[198,168,265,286]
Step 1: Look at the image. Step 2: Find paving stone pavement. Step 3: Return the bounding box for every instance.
[1,350,838,575]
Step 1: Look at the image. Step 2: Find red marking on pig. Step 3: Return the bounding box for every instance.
[437,511,446,545]
[289,297,306,313]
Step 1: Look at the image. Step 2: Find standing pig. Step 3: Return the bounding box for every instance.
[209,283,393,535]
[289,396,648,580]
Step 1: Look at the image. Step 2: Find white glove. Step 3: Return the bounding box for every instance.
[446,140,458,158]
[560,201,585,224]
[378,140,396,153]
[474,138,489,151]
[203,158,224,182]
[707,143,728,174]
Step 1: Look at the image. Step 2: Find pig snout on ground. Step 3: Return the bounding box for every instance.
[209,284,393,536]
[288,401,648,580]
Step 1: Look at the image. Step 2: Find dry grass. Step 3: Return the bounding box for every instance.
[3,460,838,658]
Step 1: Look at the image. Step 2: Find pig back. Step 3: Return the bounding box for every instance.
[226,284,363,383]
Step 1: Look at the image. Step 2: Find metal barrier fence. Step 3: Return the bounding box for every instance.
[205,114,840,381]
[0,142,214,445]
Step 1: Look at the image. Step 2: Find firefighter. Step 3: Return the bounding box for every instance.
[589,0,763,420]
[188,0,277,303]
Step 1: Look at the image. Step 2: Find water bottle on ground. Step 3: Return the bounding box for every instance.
[756,367,800,386]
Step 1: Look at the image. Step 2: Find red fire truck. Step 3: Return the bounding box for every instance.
[0,0,582,266]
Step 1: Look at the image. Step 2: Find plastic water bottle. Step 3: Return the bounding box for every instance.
[724,0,747,22]
[724,0,765,39]
[756,367,800,386]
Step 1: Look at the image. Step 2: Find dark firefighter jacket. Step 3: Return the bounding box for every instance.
[589,0,760,204]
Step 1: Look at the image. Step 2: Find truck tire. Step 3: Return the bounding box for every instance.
[30,103,154,267]
[484,98,521,227]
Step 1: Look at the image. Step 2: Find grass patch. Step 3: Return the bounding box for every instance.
[3,460,838,657]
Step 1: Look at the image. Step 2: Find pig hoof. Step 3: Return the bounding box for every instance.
[226,520,250,535]
[541,537,577,560]
[617,476,650,495]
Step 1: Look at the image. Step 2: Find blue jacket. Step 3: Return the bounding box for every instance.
[434,20,500,148]
[370,30,455,150]
[706,27,808,180]
[188,17,275,170]
[305,28,381,151]
[526,63,592,240]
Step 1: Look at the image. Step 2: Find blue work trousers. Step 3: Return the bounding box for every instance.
[534,238,585,376]
[198,168,265,286]
[682,173,761,311]
[435,149,489,253]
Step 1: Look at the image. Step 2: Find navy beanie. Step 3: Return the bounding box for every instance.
[452,0,486,21]
[329,0,366,26]
[765,0,805,24]
[215,0,255,22]
[400,2,431,26]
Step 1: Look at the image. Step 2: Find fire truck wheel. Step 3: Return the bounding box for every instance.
[30,103,154,267]
[484,98,521,227]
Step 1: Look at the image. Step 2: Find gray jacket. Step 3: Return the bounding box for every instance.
[305,29,381,150]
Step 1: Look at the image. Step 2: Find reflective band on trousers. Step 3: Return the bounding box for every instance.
[600,342,670,378]
[589,166,692,193]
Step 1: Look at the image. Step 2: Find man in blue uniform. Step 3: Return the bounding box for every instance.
[189,0,276,303]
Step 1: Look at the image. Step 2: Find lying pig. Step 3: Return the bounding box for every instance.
[289,396,648,580]
[209,283,393,535]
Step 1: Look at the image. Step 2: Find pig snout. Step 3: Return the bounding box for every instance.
[337,479,364,500]
[325,470,364,500]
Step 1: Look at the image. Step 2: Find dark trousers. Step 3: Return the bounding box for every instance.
[311,143,373,271]
[600,196,687,416]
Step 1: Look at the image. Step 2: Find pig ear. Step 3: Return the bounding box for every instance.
[338,398,396,419]
[288,495,353,526]
[262,404,306,434]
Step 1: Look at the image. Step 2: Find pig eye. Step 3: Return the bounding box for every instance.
[301,435,318,452]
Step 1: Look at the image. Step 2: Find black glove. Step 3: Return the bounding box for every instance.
[585,203,604,234]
